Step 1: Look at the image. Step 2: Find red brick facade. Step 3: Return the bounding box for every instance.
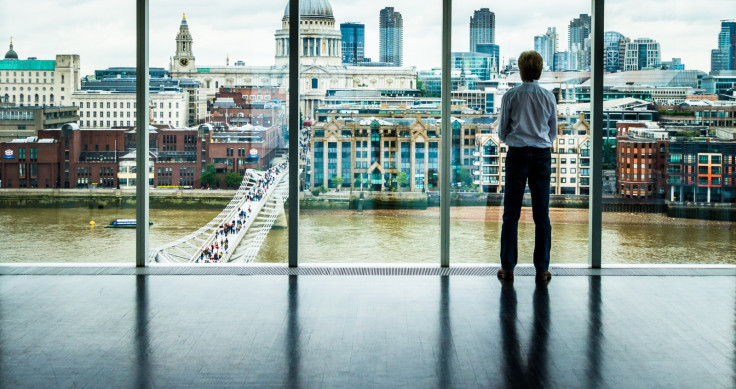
[615,122,668,199]
[1,122,283,189]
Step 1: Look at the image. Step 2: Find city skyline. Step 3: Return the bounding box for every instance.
[0,0,730,76]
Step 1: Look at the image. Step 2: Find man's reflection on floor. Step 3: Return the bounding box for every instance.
[500,281,550,388]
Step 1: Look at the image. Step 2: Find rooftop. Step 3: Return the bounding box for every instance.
[0,59,55,70]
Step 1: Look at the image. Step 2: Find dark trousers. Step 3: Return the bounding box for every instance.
[500,146,552,273]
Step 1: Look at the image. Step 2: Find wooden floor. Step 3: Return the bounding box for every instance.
[1,268,734,388]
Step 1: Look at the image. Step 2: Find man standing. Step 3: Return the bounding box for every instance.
[497,51,557,282]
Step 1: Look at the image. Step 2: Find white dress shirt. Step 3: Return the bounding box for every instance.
[498,80,557,148]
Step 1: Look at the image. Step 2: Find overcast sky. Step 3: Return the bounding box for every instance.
[0,0,730,76]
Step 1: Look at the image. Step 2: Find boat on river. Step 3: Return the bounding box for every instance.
[104,219,154,228]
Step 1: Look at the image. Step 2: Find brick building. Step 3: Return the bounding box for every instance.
[615,121,669,199]
[1,124,207,189]
[206,86,288,129]
[0,136,58,188]
[204,122,284,178]
[615,120,736,202]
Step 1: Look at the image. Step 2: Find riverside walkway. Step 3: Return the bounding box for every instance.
[149,163,288,264]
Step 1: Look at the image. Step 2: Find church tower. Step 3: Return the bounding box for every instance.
[172,13,195,73]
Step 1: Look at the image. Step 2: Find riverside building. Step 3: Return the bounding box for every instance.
[475,117,591,195]
[615,120,736,202]
[309,113,490,192]
[0,120,281,188]
[665,136,736,203]
[615,121,669,199]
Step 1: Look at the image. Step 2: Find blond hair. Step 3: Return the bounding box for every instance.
[518,51,543,82]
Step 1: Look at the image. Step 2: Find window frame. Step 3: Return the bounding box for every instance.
[131,0,606,268]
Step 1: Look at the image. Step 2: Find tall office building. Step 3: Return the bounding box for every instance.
[624,38,661,71]
[469,8,495,52]
[534,27,558,71]
[340,23,365,65]
[379,7,403,67]
[711,20,736,72]
[568,14,591,71]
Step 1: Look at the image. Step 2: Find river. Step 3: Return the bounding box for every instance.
[0,207,733,264]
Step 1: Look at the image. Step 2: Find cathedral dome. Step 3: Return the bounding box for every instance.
[283,0,334,20]
[4,38,18,60]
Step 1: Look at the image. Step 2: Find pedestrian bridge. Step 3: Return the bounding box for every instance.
[148,164,288,264]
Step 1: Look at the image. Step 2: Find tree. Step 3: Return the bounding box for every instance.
[224,171,244,188]
[330,176,344,191]
[200,164,218,188]
[396,172,408,189]
[457,168,473,190]
[354,176,362,190]
[312,185,328,196]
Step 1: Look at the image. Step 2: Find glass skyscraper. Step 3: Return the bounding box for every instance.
[379,7,403,67]
[469,8,495,53]
[711,19,736,72]
[534,27,558,71]
[568,14,591,71]
[604,31,626,72]
[340,23,365,65]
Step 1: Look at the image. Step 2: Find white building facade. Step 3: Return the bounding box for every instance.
[71,91,188,129]
[475,132,591,195]
[0,41,80,107]
[624,38,661,71]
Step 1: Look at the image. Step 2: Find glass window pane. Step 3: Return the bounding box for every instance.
[602,2,735,264]
[147,7,290,264]
[298,0,441,263]
[451,1,590,265]
[0,3,147,263]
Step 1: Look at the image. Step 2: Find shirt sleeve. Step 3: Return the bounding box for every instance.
[498,93,511,143]
[547,94,557,144]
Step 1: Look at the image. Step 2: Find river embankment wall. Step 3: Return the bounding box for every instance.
[0,189,733,221]
[0,188,233,209]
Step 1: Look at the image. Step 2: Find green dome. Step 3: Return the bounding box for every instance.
[4,39,18,60]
